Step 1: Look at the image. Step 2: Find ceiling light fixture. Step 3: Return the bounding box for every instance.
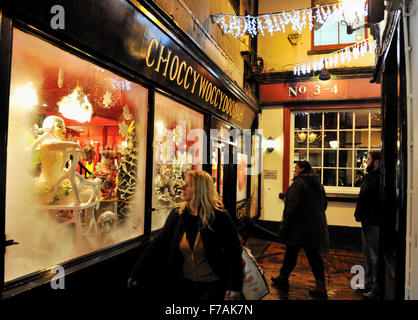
[57,86,93,124]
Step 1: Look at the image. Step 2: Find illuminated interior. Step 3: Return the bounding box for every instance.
[151,93,204,230]
[5,29,148,282]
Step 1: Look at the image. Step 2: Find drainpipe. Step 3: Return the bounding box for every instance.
[401,0,414,300]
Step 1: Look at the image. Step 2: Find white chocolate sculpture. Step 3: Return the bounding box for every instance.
[32,116,100,209]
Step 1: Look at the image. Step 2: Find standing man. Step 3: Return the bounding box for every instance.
[354,151,381,300]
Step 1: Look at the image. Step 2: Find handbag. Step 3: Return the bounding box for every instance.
[241,246,270,300]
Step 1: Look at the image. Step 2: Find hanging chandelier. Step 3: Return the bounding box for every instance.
[57,86,93,123]
[211,2,368,38]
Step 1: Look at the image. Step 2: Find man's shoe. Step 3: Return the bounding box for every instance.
[308,288,328,300]
[355,288,369,296]
[271,275,289,291]
[363,291,378,300]
[308,278,328,300]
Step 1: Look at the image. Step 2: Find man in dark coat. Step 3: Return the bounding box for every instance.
[272,161,329,299]
[354,151,381,300]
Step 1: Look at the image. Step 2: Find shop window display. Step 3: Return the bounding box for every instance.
[151,94,204,230]
[5,29,148,282]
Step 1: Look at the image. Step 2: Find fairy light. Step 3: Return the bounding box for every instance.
[212,2,368,38]
[292,38,374,77]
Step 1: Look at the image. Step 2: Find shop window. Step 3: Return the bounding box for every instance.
[210,121,231,204]
[236,153,248,203]
[311,0,367,51]
[151,93,204,230]
[292,109,382,194]
[5,29,148,282]
[236,129,248,203]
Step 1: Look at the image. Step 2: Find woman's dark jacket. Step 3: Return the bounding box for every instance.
[354,168,380,226]
[278,174,329,249]
[129,206,243,295]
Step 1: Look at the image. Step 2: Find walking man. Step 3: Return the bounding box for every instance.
[354,151,381,300]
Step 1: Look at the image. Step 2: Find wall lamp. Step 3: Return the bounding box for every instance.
[266,136,275,153]
[319,67,331,81]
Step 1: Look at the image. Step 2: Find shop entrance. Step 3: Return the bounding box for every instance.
[209,118,238,222]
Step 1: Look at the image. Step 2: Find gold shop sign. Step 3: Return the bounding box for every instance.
[145,38,245,123]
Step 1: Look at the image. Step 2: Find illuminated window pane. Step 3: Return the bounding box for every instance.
[308,131,322,148]
[355,111,369,129]
[309,150,322,167]
[294,149,307,162]
[314,21,339,46]
[339,131,353,148]
[152,93,204,230]
[356,150,369,168]
[294,131,308,148]
[6,29,148,282]
[354,131,369,148]
[371,130,382,149]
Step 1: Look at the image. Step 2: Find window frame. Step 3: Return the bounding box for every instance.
[310,0,369,53]
[290,108,382,195]
[2,24,153,289]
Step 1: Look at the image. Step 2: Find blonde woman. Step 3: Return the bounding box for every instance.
[128,170,243,300]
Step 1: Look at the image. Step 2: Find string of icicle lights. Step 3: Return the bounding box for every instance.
[211,2,368,37]
[293,38,375,76]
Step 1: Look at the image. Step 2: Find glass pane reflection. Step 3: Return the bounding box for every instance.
[324,150,337,167]
[371,130,381,148]
[323,169,337,186]
[294,149,307,162]
[308,131,322,148]
[324,131,337,148]
[356,150,369,168]
[354,131,368,148]
[310,113,322,130]
[355,111,369,129]
[340,112,353,129]
[338,169,353,187]
[339,150,353,168]
[295,113,308,130]
[324,112,337,129]
[294,131,307,148]
[339,131,353,148]
[309,150,322,167]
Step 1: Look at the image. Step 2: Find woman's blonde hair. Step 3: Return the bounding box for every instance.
[180,170,223,230]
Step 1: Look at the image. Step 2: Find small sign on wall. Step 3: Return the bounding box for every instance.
[288,33,301,46]
[264,170,278,180]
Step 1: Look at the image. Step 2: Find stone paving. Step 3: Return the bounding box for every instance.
[246,238,365,300]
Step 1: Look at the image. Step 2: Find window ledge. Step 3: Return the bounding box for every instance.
[307,49,339,55]
[1,235,149,299]
[279,192,358,203]
[326,193,358,202]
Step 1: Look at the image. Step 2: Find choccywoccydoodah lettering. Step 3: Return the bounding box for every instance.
[145,38,245,123]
